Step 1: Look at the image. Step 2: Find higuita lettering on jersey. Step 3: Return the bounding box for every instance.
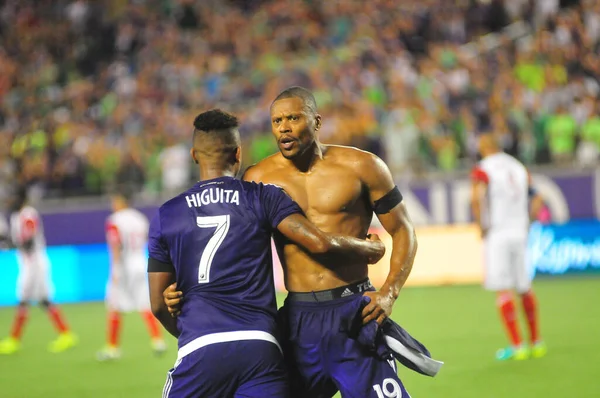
[185,187,240,208]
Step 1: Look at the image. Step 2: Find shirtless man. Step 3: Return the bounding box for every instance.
[167,87,418,398]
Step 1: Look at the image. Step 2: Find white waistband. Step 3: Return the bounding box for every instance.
[177,330,282,361]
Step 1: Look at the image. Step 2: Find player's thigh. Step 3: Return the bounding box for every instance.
[31,266,51,301]
[133,287,150,311]
[17,265,35,301]
[510,237,531,293]
[105,283,133,312]
[128,272,151,311]
[278,306,337,398]
[17,263,47,301]
[282,341,337,398]
[235,341,289,398]
[484,234,513,291]
[331,351,409,398]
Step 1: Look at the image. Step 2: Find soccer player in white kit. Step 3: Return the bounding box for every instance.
[0,187,77,355]
[97,192,166,361]
[471,134,547,361]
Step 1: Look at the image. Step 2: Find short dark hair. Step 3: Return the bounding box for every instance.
[193,109,239,132]
[272,86,317,115]
[192,109,241,155]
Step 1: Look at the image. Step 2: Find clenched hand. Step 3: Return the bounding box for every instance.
[163,283,183,317]
[361,290,395,325]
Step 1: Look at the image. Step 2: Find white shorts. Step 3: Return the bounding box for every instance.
[17,255,52,302]
[484,230,531,293]
[106,271,150,313]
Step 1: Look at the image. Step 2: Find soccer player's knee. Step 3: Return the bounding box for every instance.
[518,288,533,297]
[496,291,513,305]
[18,301,29,309]
[39,299,51,309]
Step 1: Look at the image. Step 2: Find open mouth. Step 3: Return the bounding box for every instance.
[279,137,296,150]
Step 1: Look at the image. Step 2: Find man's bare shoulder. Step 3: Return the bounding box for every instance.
[324,145,383,169]
[243,153,284,182]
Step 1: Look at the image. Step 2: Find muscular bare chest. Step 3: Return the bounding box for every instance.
[262,165,367,219]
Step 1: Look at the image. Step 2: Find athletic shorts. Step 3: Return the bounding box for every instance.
[484,230,531,293]
[105,271,150,312]
[279,279,410,398]
[163,332,288,398]
[17,254,52,302]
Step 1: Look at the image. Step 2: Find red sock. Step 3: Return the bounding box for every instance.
[497,293,521,347]
[521,291,540,343]
[108,312,121,347]
[11,306,29,340]
[142,311,162,340]
[47,305,69,334]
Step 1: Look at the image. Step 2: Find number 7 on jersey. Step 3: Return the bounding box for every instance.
[196,215,230,284]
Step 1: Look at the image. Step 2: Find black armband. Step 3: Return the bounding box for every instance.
[373,186,403,214]
[148,257,175,273]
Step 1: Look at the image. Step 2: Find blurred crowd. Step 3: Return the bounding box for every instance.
[0,0,598,201]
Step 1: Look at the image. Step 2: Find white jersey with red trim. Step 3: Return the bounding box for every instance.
[10,205,47,257]
[471,153,529,233]
[106,208,149,275]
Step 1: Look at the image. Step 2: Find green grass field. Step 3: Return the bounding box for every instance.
[1,277,599,398]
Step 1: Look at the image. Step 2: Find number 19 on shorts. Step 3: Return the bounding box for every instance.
[373,378,402,398]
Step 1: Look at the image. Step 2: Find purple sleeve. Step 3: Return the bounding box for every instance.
[148,212,171,264]
[260,184,303,229]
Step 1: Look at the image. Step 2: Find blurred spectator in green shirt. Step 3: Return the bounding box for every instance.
[577,101,600,167]
[545,105,577,163]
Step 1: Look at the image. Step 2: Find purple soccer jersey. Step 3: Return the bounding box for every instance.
[148,176,301,349]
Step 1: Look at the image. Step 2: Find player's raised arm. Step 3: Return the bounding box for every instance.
[358,152,418,324]
[147,214,180,338]
[276,213,385,264]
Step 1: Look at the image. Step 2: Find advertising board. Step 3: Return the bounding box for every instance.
[27,169,600,247]
[3,221,596,306]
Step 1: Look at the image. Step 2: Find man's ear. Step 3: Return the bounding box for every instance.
[315,114,322,131]
[235,146,241,164]
[190,148,198,164]
[225,146,240,166]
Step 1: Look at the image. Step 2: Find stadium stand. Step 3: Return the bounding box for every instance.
[0,0,598,202]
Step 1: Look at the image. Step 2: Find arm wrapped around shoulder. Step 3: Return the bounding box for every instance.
[373,186,403,214]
